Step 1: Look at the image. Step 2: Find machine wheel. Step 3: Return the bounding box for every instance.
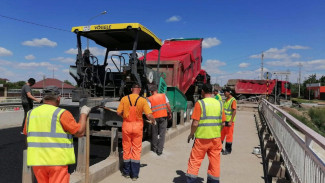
[268,96,275,104]
[238,95,247,101]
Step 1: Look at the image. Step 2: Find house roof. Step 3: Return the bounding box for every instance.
[32,78,75,89]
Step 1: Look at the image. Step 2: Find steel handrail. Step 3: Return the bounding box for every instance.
[260,99,325,183]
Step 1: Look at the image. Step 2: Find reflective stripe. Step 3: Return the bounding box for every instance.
[200,100,222,120]
[131,159,140,163]
[123,159,131,163]
[28,142,73,148]
[200,116,222,120]
[26,110,32,133]
[27,107,70,140]
[28,132,73,139]
[51,108,62,133]
[219,100,222,117]
[198,123,223,127]
[207,173,220,180]
[186,173,198,178]
[151,103,167,109]
[152,107,167,112]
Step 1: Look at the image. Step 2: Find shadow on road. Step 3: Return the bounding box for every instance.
[173,170,204,183]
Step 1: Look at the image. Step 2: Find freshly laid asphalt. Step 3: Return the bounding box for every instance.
[0,127,111,183]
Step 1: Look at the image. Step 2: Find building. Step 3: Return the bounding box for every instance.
[306,83,325,100]
[0,78,9,97]
[32,78,75,98]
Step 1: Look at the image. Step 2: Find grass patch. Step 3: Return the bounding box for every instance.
[308,108,325,133]
[289,110,325,137]
[292,98,316,104]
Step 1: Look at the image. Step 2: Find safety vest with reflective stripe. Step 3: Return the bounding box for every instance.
[195,98,223,139]
[26,104,75,166]
[224,97,236,122]
[148,93,168,118]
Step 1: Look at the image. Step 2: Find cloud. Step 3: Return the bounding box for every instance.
[0,59,12,66]
[0,47,13,56]
[166,16,182,22]
[16,62,59,71]
[65,48,78,55]
[25,54,35,60]
[202,37,221,48]
[239,62,250,68]
[22,38,57,47]
[266,59,325,72]
[284,45,310,50]
[51,57,75,63]
[62,69,70,73]
[0,67,14,77]
[250,45,308,60]
[202,59,226,75]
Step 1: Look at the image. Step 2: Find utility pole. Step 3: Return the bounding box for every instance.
[261,51,264,80]
[298,63,302,98]
[52,68,54,79]
[43,75,45,89]
[285,72,289,100]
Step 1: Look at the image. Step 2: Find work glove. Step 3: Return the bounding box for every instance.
[187,134,194,143]
[80,105,91,115]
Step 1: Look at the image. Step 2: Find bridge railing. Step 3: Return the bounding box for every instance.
[260,99,325,183]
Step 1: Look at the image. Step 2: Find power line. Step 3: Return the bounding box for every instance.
[0,14,70,32]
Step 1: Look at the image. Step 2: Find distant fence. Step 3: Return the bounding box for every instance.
[260,99,325,183]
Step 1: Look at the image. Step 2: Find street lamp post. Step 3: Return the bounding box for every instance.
[87,11,108,49]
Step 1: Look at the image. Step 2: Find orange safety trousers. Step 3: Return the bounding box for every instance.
[221,123,235,143]
[187,138,222,181]
[122,121,143,161]
[32,166,69,183]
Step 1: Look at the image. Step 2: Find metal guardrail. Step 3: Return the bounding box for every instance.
[260,99,325,183]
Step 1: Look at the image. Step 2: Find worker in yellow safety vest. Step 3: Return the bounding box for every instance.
[221,87,237,155]
[186,83,226,183]
[214,89,222,102]
[147,85,172,155]
[23,86,90,183]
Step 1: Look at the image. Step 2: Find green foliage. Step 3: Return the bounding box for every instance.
[308,108,325,132]
[292,98,316,103]
[289,109,325,137]
[7,81,26,89]
[63,80,72,85]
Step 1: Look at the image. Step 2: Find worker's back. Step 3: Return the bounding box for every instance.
[118,94,152,121]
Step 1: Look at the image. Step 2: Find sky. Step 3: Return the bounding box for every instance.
[0,0,325,86]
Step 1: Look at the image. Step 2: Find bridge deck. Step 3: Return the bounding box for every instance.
[99,110,264,183]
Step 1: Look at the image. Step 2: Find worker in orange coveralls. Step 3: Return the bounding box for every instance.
[186,83,226,183]
[221,87,237,155]
[117,83,155,181]
[23,86,90,183]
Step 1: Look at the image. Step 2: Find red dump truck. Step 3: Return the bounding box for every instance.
[146,38,210,111]
[226,79,291,103]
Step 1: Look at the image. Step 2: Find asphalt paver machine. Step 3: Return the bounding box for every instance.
[66,23,163,133]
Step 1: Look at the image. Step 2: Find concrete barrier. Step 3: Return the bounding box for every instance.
[70,118,191,183]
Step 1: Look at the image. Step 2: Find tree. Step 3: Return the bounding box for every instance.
[303,74,318,87]
[7,81,26,89]
[63,80,72,85]
[319,75,325,86]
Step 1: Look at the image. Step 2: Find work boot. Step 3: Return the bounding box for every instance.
[122,173,130,178]
[222,150,230,155]
[131,177,138,181]
[224,142,232,154]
